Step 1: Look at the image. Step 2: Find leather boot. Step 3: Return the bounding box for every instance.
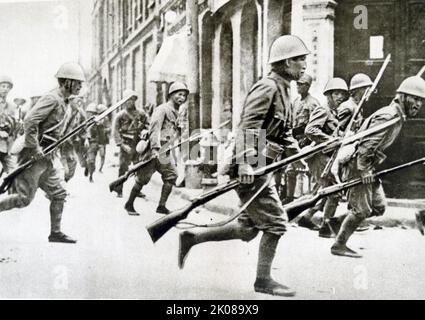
[124,184,142,216]
[49,200,76,244]
[157,182,173,214]
[254,233,295,297]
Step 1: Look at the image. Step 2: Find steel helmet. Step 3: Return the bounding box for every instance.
[0,75,13,88]
[397,76,425,99]
[297,74,313,86]
[323,77,349,95]
[168,82,189,96]
[97,104,107,113]
[350,73,373,91]
[268,35,311,64]
[55,62,86,82]
[86,102,97,113]
[123,89,138,100]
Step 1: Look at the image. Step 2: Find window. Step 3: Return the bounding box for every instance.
[370,35,384,59]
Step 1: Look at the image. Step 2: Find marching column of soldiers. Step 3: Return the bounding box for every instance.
[0,32,425,298]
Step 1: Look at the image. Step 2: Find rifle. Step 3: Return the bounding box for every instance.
[320,54,392,179]
[108,119,231,192]
[0,96,132,194]
[146,117,400,243]
[286,156,425,221]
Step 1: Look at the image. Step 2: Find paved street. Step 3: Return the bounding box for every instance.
[0,152,424,300]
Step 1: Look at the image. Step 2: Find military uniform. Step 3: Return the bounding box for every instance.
[292,93,321,147]
[86,117,111,178]
[337,97,363,133]
[60,105,86,182]
[113,107,149,194]
[135,100,179,187]
[0,98,17,175]
[0,89,69,233]
[282,92,320,202]
[344,100,404,219]
[305,103,341,225]
[236,71,299,235]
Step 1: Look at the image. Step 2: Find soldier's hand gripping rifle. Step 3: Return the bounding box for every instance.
[108,119,231,192]
[320,54,392,180]
[146,117,399,243]
[0,96,132,194]
[286,155,425,221]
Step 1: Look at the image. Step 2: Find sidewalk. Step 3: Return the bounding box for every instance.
[150,173,421,229]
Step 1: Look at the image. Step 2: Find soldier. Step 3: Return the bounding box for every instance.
[59,95,86,182]
[13,97,26,136]
[285,74,320,220]
[0,75,18,176]
[338,73,373,132]
[303,78,348,237]
[86,103,110,182]
[123,82,187,215]
[112,89,149,198]
[331,76,425,257]
[0,62,86,243]
[177,35,310,297]
[96,104,111,173]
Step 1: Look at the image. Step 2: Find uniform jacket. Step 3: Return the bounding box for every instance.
[292,93,320,147]
[88,118,111,145]
[149,100,179,150]
[305,104,339,144]
[113,108,148,146]
[236,71,298,159]
[337,97,363,133]
[0,99,17,153]
[23,88,68,150]
[355,99,405,172]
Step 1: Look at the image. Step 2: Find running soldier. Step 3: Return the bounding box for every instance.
[177,35,310,297]
[331,76,425,257]
[0,62,86,243]
[123,82,188,215]
[0,75,18,176]
[86,103,111,182]
[304,78,349,237]
[112,89,149,198]
[286,74,320,225]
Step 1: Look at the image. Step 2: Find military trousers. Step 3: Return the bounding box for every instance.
[237,174,287,236]
[0,151,67,212]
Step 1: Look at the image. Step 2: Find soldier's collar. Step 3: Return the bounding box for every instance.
[268,72,292,89]
[392,98,407,121]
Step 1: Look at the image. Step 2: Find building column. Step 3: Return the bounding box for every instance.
[230,8,243,129]
[211,24,222,129]
[301,0,338,102]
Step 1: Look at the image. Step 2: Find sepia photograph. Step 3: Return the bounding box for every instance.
[0,0,425,306]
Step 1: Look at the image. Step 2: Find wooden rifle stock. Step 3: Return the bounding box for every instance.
[287,156,425,221]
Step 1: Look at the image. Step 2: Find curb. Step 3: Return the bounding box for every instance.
[151,175,420,229]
